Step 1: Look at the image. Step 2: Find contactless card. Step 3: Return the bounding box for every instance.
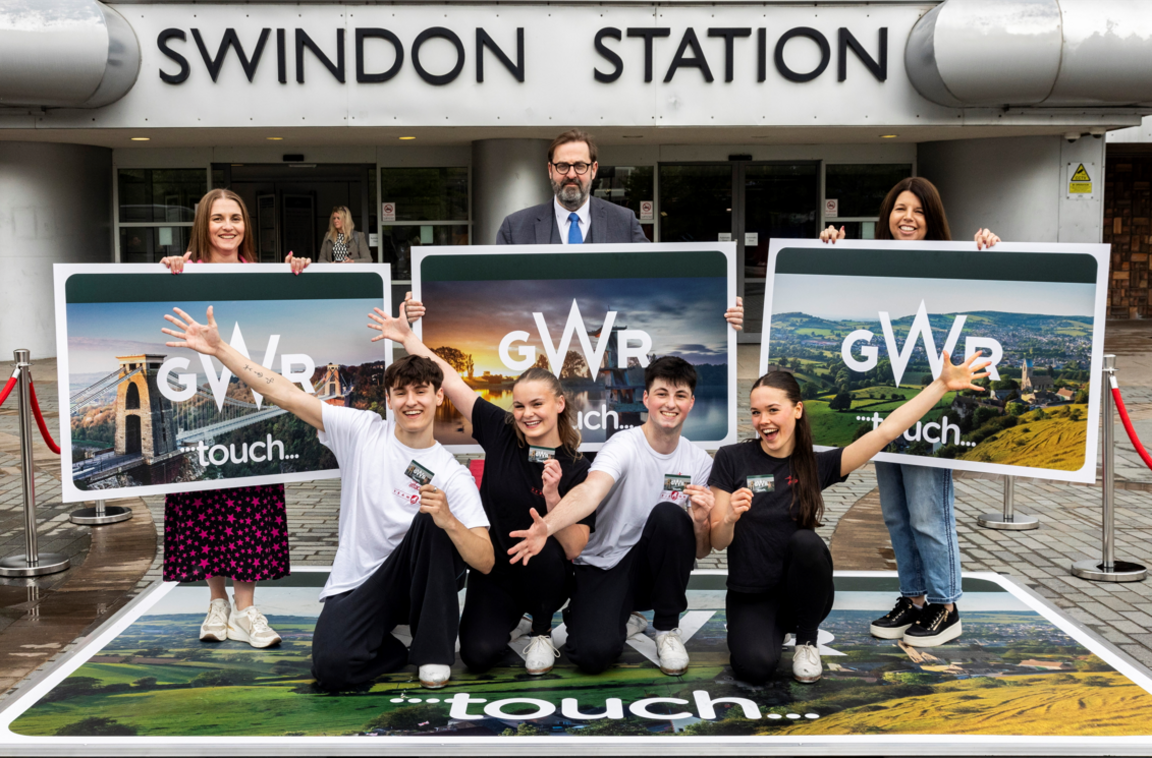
[405,460,434,486]
[529,446,555,463]
[747,475,774,494]
[664,474,691,493]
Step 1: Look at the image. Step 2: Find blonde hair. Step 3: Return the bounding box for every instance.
[326,206,356,243]
[188,189,254,262]
[509,368,583,456]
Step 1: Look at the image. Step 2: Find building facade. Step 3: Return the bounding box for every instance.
[2,0,1151,356]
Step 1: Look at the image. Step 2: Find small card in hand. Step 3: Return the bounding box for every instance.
[529,446,555,463]
[747,475,774,494]
[405,460,435,486]
[663,474,691,493]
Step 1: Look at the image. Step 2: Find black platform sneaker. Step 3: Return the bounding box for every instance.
[869,596,922,639]
[903,603,962,647]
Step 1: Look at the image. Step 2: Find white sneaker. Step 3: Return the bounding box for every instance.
[783,633,796,648]
[524,634,560,675]
[199,598,230,642]
[625,612,649,639]
[509,615,534,644]
[419,663,451,689]
[792,643,822,683]
[227,605,282,648]
[655,628,689,676]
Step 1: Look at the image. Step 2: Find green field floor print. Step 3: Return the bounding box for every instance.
[3,570,1152,755]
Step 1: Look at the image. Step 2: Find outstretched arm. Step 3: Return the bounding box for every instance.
[839,351,990,476]
[367,302,477,421]
[162,306,325,431]
[507,470,614,565]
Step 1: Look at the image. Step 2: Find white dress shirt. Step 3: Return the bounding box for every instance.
[554,196,591,244]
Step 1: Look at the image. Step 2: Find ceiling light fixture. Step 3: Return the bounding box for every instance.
[399,136,416,140]
[130,137,150,141]
[880,134,898,139]
[266,136,284,141]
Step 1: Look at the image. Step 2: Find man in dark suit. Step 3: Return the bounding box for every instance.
[496,130,649,245]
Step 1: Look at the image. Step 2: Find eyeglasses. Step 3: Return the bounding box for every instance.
[551,162,592,175]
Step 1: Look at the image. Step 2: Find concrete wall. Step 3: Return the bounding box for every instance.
[918,135,1105,244]
[0,142,113,359]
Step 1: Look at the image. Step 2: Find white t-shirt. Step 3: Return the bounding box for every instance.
[578,427,713,570]
[317,404,488,600]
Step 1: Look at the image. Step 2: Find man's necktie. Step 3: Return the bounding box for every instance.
[568,212,583,244]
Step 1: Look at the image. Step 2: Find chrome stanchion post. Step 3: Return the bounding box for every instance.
[1072,355,1146,582]
[978,476,1039,530]
[71,497,132,526]
[0,350,70,577]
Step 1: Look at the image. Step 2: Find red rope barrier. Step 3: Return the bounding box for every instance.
[27,380,60,455]
[0,369,17,407]
[1111,375,1152,472]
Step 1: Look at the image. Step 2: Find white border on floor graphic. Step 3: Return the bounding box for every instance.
[1,569,1150,756]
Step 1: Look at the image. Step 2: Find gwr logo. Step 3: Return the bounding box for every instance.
[839,301,1002,387]
[157,323,316,411]
[499,300,653,374]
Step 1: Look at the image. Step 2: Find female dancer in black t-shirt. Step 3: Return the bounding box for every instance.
[709,351,989,685]
[368,303,592,676]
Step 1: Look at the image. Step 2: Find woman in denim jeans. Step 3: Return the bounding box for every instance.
[820,176,999,647]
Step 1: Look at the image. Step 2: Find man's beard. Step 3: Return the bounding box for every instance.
[551,177,588,211]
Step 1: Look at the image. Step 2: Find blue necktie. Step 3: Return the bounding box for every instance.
[567,212,583,244]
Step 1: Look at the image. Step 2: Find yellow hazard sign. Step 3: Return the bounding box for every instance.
[1069,163,1093,194]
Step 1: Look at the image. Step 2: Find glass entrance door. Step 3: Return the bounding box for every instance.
[219,163,375,263]
[659,161,820,338]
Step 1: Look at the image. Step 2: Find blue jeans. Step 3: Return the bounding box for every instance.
[875,462,962,605]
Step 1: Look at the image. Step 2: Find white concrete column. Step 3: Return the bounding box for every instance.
[471,138,551,246]
[917,134,1105,244]
[0,142,112,359]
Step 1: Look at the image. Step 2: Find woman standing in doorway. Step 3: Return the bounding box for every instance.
[820,177,999,647]
[319,206,371,263]
[160,188,311,648]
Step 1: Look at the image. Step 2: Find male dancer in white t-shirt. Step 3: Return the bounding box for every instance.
[508,356,716,676]
[163,306,493,690]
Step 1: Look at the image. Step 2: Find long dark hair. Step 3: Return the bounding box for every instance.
[751,371,824,529]
[188,188,255,262]
[875,177,952,242]
[508,368,582,456]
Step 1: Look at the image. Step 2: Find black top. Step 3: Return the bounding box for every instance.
[471,397,593,569]
[708,441,847,593]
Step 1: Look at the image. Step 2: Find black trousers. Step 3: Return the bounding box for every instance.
[457,536,572,672]
[311,512,466,691]
[563,501,696,674]
[726,529,835,685]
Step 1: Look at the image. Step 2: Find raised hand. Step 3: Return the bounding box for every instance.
[819,225,846,244]
[724,296,744,332]
[541,459,562,508]
[508,508,548,565]
[725,488,753,524]
[403,291,427,323]
[684,484,714,527]
[367,301,415,344]
[418,484,454,530]
[162,306,222,356]
[939,351,991,392]
[975,228,1000,250]
[160,251,193,274]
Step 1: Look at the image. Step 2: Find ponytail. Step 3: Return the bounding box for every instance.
[751,371,824,529]
[509,368,583,457]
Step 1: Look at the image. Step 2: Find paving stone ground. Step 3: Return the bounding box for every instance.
[1,319,1151,704]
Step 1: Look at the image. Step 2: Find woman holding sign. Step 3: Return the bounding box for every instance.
[709,351,989,684]
[367,303,592,677]
[820,177,999,647]
[158,189,310,649]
